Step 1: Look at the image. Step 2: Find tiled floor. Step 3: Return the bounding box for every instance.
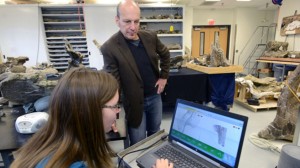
[1,102,291,168]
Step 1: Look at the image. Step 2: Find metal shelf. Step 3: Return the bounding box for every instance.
[140,5,184,57]
[41,6,90,72]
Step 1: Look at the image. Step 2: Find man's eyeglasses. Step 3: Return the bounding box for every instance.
[102,104,121,110]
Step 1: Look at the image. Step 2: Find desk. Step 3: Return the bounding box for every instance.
[208,73,235,111]
[162,68,210,106]
[186,64,244,111]
[256,58,300,81]
[0,106,127,168]
[0,107,31,168]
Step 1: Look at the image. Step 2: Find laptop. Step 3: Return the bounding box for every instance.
[136,99,248,168]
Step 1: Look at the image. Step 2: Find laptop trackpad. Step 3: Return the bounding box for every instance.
[136,154,157,168]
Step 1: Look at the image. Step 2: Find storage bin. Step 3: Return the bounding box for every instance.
[273,64,296,81]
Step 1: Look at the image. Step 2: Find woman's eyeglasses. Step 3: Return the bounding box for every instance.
[102,104,121,110]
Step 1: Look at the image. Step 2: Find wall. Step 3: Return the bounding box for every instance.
[0,4,281,68]
[0,4,118,69]
[0,4,47,67]
[183,6,193,56]
[192,8,235,63]
[234,8,277,65]
[275,0,300,51]
[84,5,118,70]
[190,7,277,65]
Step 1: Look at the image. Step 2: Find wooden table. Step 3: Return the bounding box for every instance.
[256,58,300,81]
[162,67,211,106]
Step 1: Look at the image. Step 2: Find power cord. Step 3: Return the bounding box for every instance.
[117,134,168,168]
[248,133,281,153]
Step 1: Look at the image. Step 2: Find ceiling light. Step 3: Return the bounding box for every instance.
[236,0,252,1]
[205,0,221,1]
[94,0,121,5]
[48,0,72,4]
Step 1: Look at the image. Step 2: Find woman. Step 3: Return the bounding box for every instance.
[11,67,172,168]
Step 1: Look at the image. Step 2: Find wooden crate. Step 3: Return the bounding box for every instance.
[234,82,251,102]
[235,99,278,112]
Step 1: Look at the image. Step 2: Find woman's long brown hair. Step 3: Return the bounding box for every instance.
[11,67,118,168]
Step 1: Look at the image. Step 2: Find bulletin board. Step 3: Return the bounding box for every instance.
[280,14,300,36]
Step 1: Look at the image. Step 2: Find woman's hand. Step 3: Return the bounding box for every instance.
[152,158,173,168]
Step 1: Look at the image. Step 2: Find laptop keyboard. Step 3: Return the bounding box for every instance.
[154,145,208,168]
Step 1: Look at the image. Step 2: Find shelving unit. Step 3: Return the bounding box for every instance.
[41,6,90,73]
[139,5,184,57]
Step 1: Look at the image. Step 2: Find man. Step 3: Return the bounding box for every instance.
[101,0,170,146]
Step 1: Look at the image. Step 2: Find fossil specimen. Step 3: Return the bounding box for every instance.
[0,64,58,105]
[235,75,284,99]
[266,41,289,52]
[263,41,289,58]
[258,64,300,141]
[65,39,84,70]
[209,36,230,67]
[0,56,29,74]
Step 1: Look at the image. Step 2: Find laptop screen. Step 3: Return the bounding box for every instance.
[169,99,248,168]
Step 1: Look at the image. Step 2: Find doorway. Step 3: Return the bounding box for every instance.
[191,25,230,59]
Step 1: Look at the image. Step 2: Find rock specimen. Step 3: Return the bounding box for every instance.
[235,75,284,99]
[263,41,289,58]
[0,56,29,74]
[65,39,84,70]
[0,64,58,105]
[209,36,230,67]
[289,51,300,58]
[266,41,289,52]
[258,64,300,141]
[170,56,184,70]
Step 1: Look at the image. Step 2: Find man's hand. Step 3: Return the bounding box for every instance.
[155,78,167,94]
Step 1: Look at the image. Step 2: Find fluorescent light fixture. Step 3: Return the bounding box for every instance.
[147,2,175,7]
[95,0,121,5]
[205,0,221,1]
[48,0,72,4]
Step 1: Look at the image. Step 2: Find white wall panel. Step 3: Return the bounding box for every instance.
[0,5,47,67]
[84,5,118,70]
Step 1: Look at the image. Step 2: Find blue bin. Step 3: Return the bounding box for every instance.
[273,64,296,81]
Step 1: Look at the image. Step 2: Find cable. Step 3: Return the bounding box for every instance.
[248,133,281,153]
[117,134,168,168]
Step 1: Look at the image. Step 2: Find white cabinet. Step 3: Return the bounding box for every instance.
[139,6,184,57]
[41,6,90,72]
